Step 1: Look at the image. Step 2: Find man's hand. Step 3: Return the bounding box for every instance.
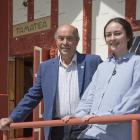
[0,118,13,131]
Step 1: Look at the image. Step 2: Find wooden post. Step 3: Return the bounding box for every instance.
[132,120,139,140]
[3,131,8,140]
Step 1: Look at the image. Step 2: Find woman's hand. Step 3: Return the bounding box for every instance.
[81,114,96,123]
[62,115,77,123]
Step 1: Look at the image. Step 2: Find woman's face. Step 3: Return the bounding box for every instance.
[105,21,129,57]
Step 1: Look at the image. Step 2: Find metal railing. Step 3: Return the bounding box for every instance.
[2,114,140,140]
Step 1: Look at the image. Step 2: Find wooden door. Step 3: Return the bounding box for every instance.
[8,56,33,140]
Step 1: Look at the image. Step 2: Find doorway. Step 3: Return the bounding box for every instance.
[8,56,34,139]
[23,57,33,137]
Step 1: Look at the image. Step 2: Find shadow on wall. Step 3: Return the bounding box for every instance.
[130,36,140,55]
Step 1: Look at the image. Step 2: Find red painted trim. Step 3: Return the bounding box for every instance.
[83,0,92,54]
[51,0,58,29]
[0,94,8,96]
[125,0,140,31]
[42,48,50,61]
[0,0,8,92]
[0,94,8,117]
[10,137,33,140]
[9,0,13,38]
[28,0,34,21]
[125,0,136,19]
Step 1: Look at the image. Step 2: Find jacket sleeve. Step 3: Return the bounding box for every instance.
[75,69,99,117]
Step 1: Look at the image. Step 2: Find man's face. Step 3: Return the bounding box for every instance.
[55,25,79,58]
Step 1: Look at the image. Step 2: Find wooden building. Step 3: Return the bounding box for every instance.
[0,0,140,139]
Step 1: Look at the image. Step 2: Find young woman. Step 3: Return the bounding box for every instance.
[63,17,140,140]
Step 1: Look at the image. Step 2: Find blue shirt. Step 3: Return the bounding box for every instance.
[75,53,140,140]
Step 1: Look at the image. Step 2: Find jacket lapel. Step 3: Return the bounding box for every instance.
[51,57,59,98]
[77,52,85,97]
[52,54,85,98]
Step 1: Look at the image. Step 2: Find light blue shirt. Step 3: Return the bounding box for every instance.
[75,53,140,140]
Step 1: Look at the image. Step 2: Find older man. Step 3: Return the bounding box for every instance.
[0,24,102,140]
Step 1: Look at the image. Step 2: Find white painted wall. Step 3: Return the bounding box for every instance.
[13,0,28,25]
[91,0,125,60]
[136,0,140,20]
[58,0,83,52]
[34,0,51,19]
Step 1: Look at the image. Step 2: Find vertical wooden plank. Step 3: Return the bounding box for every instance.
[15,58,24,105]
[8,57,16,139]
[8,57,16,113]
[33,47,42,140]
[15,58,24,138]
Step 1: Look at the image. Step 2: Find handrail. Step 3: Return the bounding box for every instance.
[2,114,140,140]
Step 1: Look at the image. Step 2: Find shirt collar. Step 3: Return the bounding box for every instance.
[59,53,77,68]
[108,52,134,63]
